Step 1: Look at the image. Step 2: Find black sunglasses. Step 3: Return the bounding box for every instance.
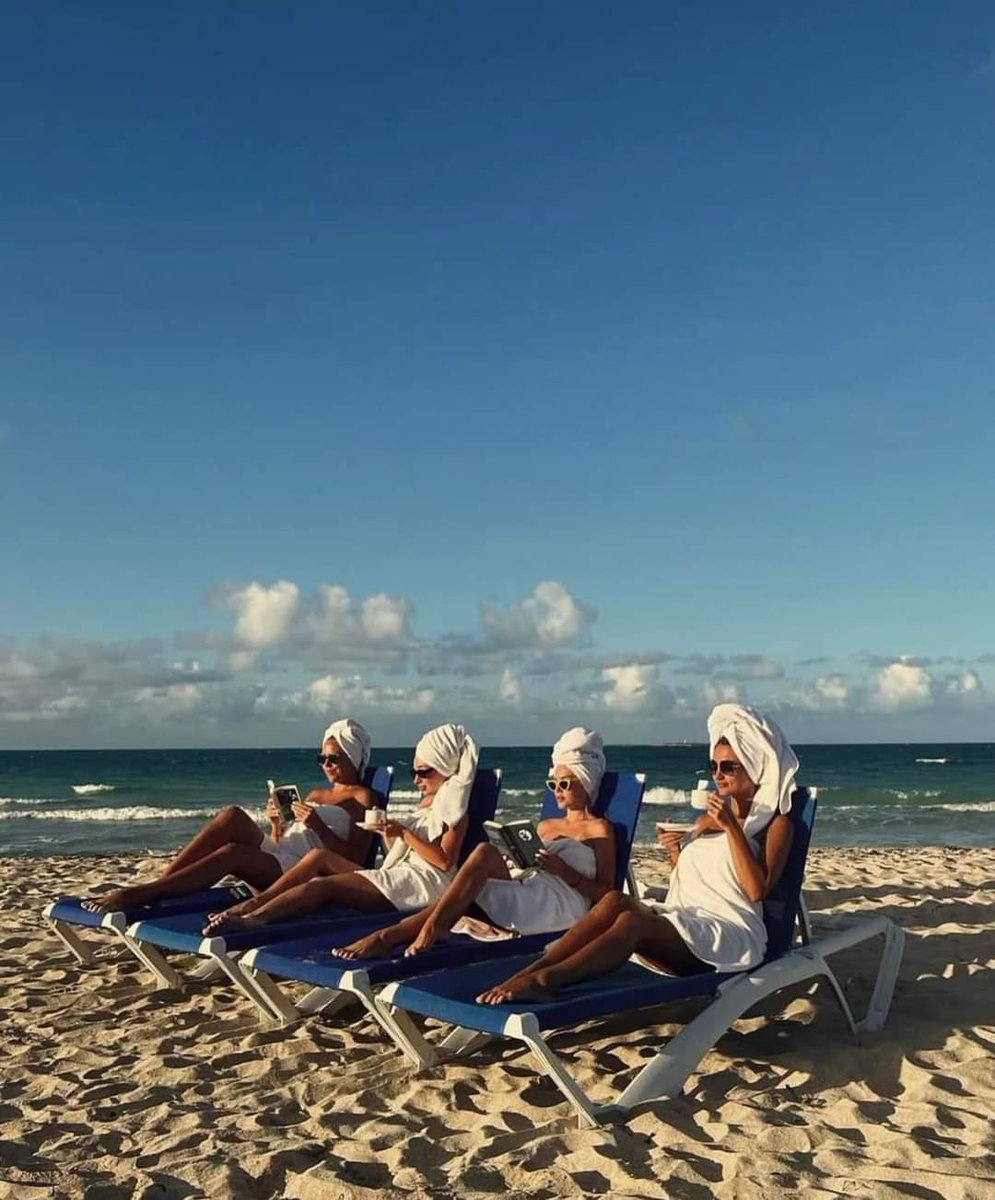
[412,766,437,780]
[709,759,742,776]
[317,753,344,767]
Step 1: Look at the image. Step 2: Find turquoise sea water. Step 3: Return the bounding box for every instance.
[1,743,993,857]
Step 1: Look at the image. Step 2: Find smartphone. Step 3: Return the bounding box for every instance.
[273,784,301,823]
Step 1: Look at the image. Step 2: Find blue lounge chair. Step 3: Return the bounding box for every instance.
[377,791,906,1127]
[119,769,502,1006]
[237,770,647,1030]
[42,765,393,971]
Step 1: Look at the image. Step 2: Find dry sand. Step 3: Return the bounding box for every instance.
[1,846,994,1199]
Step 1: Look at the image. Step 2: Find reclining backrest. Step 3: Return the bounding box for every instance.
[361,765,394,868]
[539,770,646,891]
[455,769,502,865]
[761,787,817,961]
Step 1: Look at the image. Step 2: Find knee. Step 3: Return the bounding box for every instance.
[218,805,243,823]
[467,843,498,870]
[595,890,628,917]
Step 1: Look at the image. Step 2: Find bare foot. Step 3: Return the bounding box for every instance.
[211,896,261,925]
[201,912,262,936]
[477,969,557,1005]
[404,920,445,957]
[81,886,149,913]
[335,930,396,960]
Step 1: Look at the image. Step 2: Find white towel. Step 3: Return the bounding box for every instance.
[321,718,372,775]
[707,704,799,838]
[406,723,480,844]
[551,727,605,804]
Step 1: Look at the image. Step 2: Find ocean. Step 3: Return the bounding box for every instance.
[1,743,992,857]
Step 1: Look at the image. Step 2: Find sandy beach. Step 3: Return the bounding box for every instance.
[2,846,993,1199]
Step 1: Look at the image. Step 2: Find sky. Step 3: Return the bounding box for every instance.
[2,2,994,748]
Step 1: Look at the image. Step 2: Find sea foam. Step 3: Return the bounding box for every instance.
[642,787,693,806]
[0,806,219,822]
[72,784,116,795]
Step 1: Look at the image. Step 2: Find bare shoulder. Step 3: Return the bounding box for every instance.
[348,784,378,807]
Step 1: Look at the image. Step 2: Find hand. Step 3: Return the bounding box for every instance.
[292,800,317,829]
[378,820,406,841]
[656,829,687,857]
[706,793,735,831]
[265,796,282,827]
[535,850,577,884]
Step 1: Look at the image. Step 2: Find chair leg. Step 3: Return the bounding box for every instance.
[44,916,96,966]
[119,932,185,991]
[376,984,441,1068]
[503,1015,601,1129]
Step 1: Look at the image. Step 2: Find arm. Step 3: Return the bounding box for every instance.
[715,808,794,902]
[384,815,468,872]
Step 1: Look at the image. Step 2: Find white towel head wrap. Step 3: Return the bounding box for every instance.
[551,726,606,805]
[707,703,799,839]
[320,718,372,776]
[414,722,480,835]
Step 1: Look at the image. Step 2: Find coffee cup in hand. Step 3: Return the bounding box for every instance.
[363,808,385,829]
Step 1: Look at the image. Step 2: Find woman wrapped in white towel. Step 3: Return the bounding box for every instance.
[337,727,616,961]
[83,718,379,913]
[478,704,798,1005]
[206,723,478,932]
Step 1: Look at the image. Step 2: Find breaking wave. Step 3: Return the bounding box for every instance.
[642,787,693,806]
[915,758,949,764]
[72,783,116,795]
[0,806,220,822]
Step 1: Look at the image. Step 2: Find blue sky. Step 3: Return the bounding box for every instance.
[2,2,994,746]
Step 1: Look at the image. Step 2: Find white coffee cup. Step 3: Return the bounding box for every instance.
[363,808,385,828]
[690,780,712,811]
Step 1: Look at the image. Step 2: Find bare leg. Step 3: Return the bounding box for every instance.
[479,898,707,1004]
[163,806,265,875]
[402,844,512,957]
[202,846,360,931]
[475,891,630,1000]
[84,844,282,913]
[207,872,395,932]
[336,909,432,960]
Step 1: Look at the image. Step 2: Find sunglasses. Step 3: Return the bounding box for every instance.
[317,753,344,767]
[709,760,743,776]
[545,777,577,793]
[412,766,437,780]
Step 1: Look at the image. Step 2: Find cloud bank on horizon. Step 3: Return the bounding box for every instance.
[0,579,989,747]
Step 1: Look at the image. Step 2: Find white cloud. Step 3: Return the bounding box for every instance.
[306,584,412,647]
[225,581,301,649]
[133,682,205,715]
[869,661,932,711]
[602,664,657,711]
[946,670,983,697]
[482,581,596,650]
[295,673,436,715]
[702,679,742,706]
[499,667,523,706]
[360,593,413,642]
[790,673,851,711]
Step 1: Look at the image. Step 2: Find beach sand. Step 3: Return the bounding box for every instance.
[2,846,993,1199]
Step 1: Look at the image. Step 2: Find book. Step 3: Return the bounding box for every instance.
[266,780,301,824]
[483,819,543,869]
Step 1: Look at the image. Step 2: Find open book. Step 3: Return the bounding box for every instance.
[266,780,301,825]
[483,819,542,869]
